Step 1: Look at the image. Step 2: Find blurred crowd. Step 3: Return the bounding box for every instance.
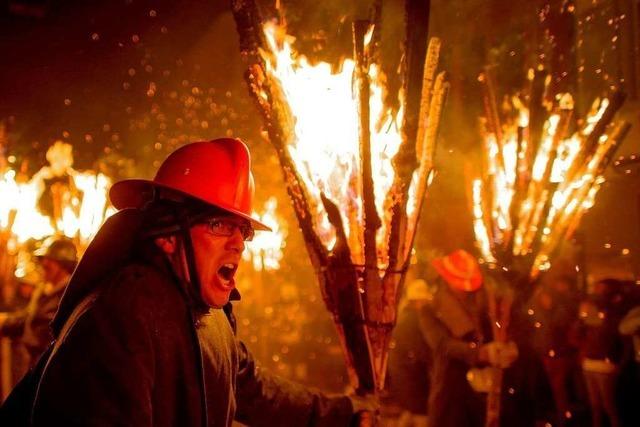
[384,250,640,427]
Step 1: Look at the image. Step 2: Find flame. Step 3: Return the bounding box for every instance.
[1,171,55,243]
[472,179,496,263]
[473,93,619,276]
[0,142,114,246]
[262,23,404,267]
[244,197,286,271]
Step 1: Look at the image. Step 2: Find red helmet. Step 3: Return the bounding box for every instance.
[109,138,270,230]
[432,249,483,292]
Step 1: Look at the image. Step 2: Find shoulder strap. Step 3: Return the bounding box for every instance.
[30,291,100,424]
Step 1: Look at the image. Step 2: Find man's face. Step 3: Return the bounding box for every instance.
[189,217,248,308]
[41,257,64,284]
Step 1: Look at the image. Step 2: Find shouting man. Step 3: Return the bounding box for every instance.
[1,138,368,426]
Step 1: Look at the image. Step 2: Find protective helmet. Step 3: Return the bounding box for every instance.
[34,236,78,270]
[109,138,270,231]
[432,249,482,292]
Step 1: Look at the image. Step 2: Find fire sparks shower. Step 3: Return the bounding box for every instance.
[232,0,447,400]
[472,69,630,279]
[470,69,630,427]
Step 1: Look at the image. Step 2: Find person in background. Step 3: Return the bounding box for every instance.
[619,300,640,426]
[578,278,626,427]
[528,274,580,426]
[1,138,373,426]
[0,236,77,365]
[419,249,519,427]
[387,279,432,427]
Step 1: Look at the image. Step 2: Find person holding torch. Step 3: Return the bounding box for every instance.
[1,138,374,426]
[419,249,519,427]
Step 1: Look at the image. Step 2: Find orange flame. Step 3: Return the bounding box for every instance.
[262,22,407,268]
[473,92,619,276]
[0,141,114,246]
[244,197,286,271]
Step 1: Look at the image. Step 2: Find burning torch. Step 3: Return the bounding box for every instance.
[232,1,446,422]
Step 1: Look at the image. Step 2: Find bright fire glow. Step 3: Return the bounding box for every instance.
[262,23,406,267]
[0,142,114,246]
[472,92,620,277]
[244,197,286,271]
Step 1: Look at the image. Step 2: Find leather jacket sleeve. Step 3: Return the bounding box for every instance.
[234,340,355,427]
[32,278,155,426]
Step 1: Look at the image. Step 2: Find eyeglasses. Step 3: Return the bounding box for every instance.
[204,217,255,241]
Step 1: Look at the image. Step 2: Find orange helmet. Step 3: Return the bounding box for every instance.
[432,249,483,292]
[109,138,270,231]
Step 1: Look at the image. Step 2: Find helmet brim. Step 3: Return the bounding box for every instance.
[110,179,272,232]
[432,257,482,292]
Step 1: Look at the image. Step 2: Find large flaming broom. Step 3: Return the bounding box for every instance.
[232,0,447,412]
[471,68,630,427]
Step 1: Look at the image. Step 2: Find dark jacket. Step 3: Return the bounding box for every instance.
[528,290,578,358]
[1,210,354,426]
[0,283,66,362]
[30,256,353,426]
[579,295,626,363]
[387,304,431,414]
[419,283,490,427]
[420,281,553,427]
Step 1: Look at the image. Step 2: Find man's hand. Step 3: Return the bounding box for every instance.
[349,393,380,426]
[480,341,519,369]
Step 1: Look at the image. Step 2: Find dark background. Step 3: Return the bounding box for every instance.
[1,0,639,390]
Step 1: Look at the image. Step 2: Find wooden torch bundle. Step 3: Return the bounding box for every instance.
[232,0,447,404]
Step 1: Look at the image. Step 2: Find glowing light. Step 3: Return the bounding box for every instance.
[262,23,410,267]
[0,141,113,245]
[472,90,622,277]
[244,197,286,271]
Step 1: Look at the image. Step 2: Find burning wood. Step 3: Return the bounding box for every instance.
[232,0,447,401]
[471,70,629,427]
[472,73,628,278]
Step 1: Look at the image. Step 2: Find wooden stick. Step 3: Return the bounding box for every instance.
[231,1,329,271]
[353,20,381,273]
[320,192,377,393]
[368,0,383,65]
[352,20,387,398]
[535,121,630,274]
[527,69,547,165]
[479,68,503,145]
[386,0,432,275]
[415,38,441,160]
[405,70,448,261]
[583,91,627,153]
[561,90,626,185]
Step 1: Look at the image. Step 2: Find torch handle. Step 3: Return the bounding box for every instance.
[356,410,378,427]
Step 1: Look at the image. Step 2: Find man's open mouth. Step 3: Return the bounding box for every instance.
[217,263,238,285]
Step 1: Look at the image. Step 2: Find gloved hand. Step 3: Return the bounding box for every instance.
[480,340,519,368]
[349,393,380,426]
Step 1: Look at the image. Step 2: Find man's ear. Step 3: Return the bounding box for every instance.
[154,235,178,255]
